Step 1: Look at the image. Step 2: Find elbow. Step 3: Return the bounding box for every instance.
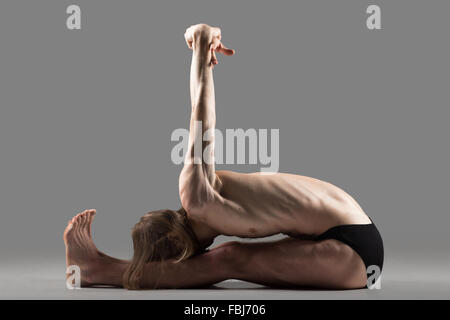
[180,197,196,214]
[179,191,206,217]
[179,178,215,215]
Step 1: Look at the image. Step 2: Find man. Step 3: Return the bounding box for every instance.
[64,24,383,289]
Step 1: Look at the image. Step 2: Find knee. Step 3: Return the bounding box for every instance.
[314,240,367,289]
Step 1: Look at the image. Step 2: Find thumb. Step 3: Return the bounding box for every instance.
[217,43,235,56]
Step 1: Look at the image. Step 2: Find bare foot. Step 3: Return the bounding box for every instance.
[64,209,110,286]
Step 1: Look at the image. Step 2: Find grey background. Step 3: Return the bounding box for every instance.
[0,0,449,298]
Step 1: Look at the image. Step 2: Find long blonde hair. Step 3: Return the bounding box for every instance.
[123,208,200,289]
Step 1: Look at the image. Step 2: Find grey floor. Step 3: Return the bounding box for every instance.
[1,251,449,300]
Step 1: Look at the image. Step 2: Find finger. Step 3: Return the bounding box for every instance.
[216,43,235,56]
[211,48,218,66]
[210,39,220,65]
[184,35,193,49]
[184,30,193,49]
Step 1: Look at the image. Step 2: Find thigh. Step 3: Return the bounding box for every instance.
[232,237,367,289]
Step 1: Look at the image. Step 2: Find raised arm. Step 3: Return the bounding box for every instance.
[179,24,234,212]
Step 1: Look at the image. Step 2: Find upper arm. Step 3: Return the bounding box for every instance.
[179,163,223,213]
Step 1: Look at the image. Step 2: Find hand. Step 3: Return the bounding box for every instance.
[184,24,235,67]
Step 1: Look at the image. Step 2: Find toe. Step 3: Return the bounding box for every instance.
[86,210,96,236]
[86,210,94,221]
[79,213,85,227]
[73,213,82,226]
[63,220,75,241]
[86,215,92,236]
[81,212,89,229]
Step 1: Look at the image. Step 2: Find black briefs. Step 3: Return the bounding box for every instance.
[315,220,384,274]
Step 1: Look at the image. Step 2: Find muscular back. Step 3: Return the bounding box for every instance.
[194,171,371,238]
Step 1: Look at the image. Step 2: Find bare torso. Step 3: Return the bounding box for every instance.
[188,170,371,239]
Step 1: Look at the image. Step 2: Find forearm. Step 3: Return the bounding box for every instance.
[190,35,215,109]
[189,50,216,145]
[140,246,232,289]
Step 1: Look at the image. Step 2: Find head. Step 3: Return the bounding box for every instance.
[123,208,201,289]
